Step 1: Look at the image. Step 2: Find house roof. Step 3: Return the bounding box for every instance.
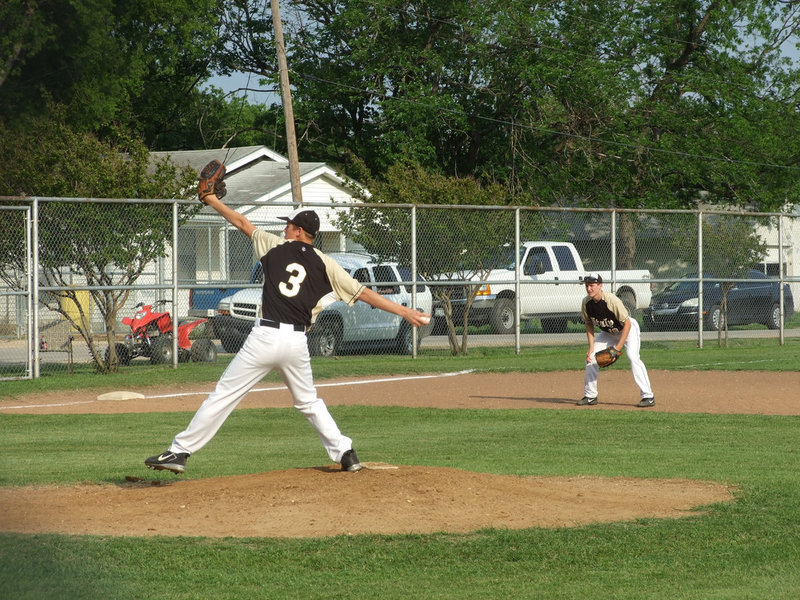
[153,146,288,170]
[151,146,362,230]
[151,146,333,203]
[153,146,360,201]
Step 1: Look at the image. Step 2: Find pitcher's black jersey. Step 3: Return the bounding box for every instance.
[260,241,332,327]
[252,230,363,328]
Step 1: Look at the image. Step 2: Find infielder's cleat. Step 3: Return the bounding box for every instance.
[340,448,362,472]
[576,396,598,406]
[636,397,656,408]
[145,450,190,474]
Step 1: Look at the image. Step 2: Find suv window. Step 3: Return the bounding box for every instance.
[397,266,427,293]
[372,265,400,295]
[352,268,371,285]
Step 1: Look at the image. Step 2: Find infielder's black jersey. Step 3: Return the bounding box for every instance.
[581,291,629,334]
[252,230,364,328]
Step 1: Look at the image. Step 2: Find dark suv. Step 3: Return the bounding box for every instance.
[643,270,794,331]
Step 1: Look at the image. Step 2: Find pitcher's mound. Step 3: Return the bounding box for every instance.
[0,466,733,538]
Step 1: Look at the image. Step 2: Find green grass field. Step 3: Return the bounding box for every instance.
[2,339,800,599]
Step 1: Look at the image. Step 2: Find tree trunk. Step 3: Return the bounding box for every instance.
[618,213,636,270]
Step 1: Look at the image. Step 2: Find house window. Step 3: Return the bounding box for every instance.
[177,231,196,282]
[228,231,253,281]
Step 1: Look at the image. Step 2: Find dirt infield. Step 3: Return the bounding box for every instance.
[2,369,795,538]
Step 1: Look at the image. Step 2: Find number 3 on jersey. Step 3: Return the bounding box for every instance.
[279,262,307,297]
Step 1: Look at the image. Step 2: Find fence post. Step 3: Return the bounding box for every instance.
[32,198,41,378]
[779,214,785,346]
[411,204,418,357]
[172,199,179,368]
[515,207,521,355]
[697,211,704,349]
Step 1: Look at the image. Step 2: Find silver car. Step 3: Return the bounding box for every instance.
[214,253,433,356]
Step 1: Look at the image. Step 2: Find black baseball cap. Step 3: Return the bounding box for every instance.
[279,208,320,236]
[583,273,603,283]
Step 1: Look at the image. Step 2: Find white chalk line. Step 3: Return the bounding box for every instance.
[0,370,475,411]
[1,399,108,411]
[679,359,782,368]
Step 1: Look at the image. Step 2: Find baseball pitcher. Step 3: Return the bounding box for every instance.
[145,160,431,474]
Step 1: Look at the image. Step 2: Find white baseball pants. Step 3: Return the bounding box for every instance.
[584,317,653,400]
[170,322,353,463]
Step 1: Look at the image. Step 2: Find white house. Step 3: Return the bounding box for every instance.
[151,146,366,286]
[30,147,366,334]
[755,206,800,298]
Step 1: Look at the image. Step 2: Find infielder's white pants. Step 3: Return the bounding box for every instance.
[171,322,353,463]
[584,317,653,400]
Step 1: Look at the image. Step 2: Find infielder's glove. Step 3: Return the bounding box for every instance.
[198,159,227,203]
[595,346,622,368]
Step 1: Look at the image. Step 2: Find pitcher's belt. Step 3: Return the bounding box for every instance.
[260,318,305,332]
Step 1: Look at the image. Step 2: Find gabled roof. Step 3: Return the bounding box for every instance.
[151,147,363,233]
[153,146,288,171]
[151,146,359,205]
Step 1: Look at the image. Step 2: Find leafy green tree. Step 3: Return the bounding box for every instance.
[501,2,800,266]
[0,104,198,372]
[154,85,285,151]
[0,0,224,147]
[217,1,800,215]
[671,216,767,347]
[336,160,515,355]
[0,0,53,89]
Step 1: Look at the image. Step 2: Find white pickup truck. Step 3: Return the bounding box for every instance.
[434,241,652,334]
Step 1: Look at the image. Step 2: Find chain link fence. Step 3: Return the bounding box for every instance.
[1,198,798,380]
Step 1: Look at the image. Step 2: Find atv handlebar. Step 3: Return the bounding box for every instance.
[134,299,172,309]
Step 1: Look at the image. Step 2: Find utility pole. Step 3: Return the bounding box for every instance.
[270,0,303,205]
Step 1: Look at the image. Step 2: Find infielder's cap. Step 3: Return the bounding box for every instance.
[583,273,603,283]
[279,208,320,236]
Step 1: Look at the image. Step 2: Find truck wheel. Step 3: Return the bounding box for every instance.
[489,298,516,334]
[150,336,174,364]
[191,338,218,362]
[541,317,567,334]
[104,343,131,366]
[308,320,341,357]
[618,289,636,315]
[396,324,413,355]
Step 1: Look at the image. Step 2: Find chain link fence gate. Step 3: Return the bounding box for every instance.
[0,205,32,380]
[0,197,797,379]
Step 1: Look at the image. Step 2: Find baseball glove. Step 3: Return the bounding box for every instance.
[595,346,622,368]
[198,159,227,203]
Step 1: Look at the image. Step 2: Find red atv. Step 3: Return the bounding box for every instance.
[106,300,217,366]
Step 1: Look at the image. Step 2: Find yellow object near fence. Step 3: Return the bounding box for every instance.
[59,290,91,330]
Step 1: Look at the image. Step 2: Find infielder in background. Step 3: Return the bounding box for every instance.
[577,273,655,407]
[146,160,431,474]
